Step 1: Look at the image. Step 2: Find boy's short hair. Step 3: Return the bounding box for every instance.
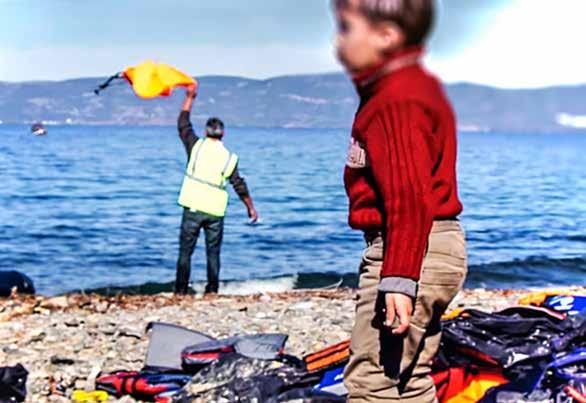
[205,117,224,137]
[334,0,434,46]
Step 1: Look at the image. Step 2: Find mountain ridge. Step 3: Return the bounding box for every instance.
[1,73,585,132]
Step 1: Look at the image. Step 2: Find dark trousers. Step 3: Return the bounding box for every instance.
[175,208,224,294]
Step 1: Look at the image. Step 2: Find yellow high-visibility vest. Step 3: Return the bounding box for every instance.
[178,138,238,217]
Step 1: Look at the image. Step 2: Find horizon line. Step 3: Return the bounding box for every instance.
[1,72,585,91]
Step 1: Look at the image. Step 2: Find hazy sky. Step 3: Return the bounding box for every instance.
[1,0,585,88]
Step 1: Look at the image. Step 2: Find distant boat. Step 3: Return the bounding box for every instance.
[31,122,48,136]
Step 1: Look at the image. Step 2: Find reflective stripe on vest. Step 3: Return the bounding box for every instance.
[178,138,238,217]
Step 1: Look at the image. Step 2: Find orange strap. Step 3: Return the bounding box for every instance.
[304,340,350,372]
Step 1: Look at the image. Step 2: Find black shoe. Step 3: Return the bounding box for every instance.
[204,284,218,295]
[174,283,191,295]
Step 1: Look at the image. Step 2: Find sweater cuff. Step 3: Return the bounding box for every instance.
[378,277,418,298]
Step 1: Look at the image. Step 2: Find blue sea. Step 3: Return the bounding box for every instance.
[1,124,585,295]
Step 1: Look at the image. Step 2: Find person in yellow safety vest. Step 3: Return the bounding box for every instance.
[175,83,259,295]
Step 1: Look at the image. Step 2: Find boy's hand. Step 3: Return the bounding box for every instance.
[384,293,413,335]
[186,83,198,99]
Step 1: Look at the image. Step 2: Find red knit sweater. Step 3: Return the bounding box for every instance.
[344,47,463,281]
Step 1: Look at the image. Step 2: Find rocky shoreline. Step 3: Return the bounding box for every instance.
[1,286,585,402]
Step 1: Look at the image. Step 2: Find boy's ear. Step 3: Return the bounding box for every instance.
[375,22,405,53]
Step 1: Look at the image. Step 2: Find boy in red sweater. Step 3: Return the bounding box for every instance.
[333,0,467,401]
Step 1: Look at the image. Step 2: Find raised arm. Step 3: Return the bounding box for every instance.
[178,84,199,156]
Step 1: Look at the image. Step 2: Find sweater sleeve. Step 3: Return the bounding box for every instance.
[364,101,436,296]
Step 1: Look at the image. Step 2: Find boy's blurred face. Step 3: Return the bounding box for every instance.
[334,2,403,74]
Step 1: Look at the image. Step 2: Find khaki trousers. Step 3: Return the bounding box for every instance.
[344,220,468,402]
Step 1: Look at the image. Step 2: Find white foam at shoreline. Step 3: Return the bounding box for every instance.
[190,275,298,296]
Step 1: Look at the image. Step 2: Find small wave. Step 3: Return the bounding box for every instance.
[295,272,358,289]
[79,276,298,296]
[60,257,586,296]
[77,272,358,297]
[18,194,113,201]
[567,235,586,242]
[268,220,320,229]
[470,256,586,271]
[208,276,297,295]
[466,255,586,288]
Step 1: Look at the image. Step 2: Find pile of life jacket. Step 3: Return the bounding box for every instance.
[95,322,348,402]
[94,292,586,402]
[434,292,586,402]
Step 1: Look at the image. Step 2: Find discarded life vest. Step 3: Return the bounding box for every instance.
[181,333,288,371]
[437,308,586,402]
[173,353,342,403]
[430,367,507,403]
[144,322,214,372]
[94,61,196,99]
[303,339,350,373]
[142,323,346,401]
[0,364,28,402]
[303,340,350,398]
[518,290,586,319]
[544,295,586,316]
[437,306,568,369]
[314,366,348,397]
[96,371,191,401]
[0,271,35,297]
[480,347,586,402]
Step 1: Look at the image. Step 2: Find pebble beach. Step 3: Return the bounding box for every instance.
[1,286,585,402]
